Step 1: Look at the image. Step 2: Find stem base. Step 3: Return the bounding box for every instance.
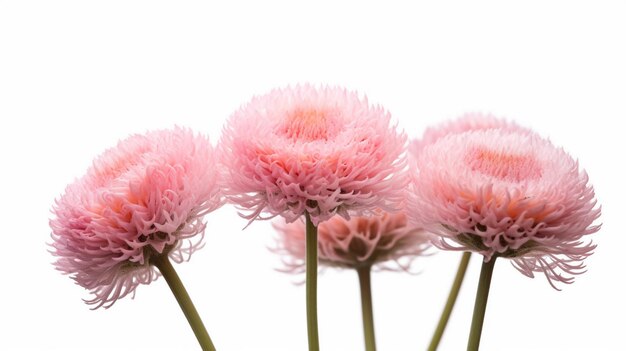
[428,252,471,351]
[305,213,320,351]
[357,266,376,351]
[152,254,216,351]
[467,257,497,351]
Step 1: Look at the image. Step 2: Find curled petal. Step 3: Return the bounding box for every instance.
[271,211,431,272]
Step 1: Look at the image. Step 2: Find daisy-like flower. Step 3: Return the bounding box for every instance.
[219,84,407,226]
[409,113,532,351]
[272,210,430,351]
[272,211,430,273]
[50,127,222,308]
[409,128,601,288]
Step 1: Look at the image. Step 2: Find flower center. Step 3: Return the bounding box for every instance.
[465,147,542,182]
[280,108,332,141]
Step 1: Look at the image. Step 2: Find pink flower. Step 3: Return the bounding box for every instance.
[272,211,431,273]
[408,128,601,288]
[219,84,407,225]
[49,128,222,308]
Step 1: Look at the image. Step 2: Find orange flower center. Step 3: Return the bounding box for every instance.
[466,147,542,182]
[280,108,332,141]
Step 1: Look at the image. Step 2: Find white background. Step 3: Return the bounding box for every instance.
[1,1,624,350]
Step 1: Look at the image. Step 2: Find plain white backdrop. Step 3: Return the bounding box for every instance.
[1,1,625,350]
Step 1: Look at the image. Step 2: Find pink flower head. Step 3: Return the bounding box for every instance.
[50,128,222,308]
[272,211,431,273]
[410,113,530,156]
[408,129,601,288]
[219,84,407,226]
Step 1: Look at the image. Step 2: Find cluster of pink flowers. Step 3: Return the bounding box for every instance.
[48,84,602,351]
[50,86,602,303]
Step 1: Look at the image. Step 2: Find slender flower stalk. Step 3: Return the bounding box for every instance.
[467,257,497,351]
[428,252,471,351]
[305,213,320,351]
[151,253,216,351]
[357,266,376,351]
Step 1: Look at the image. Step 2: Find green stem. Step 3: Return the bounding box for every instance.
[428,252,471,351]
[466,257,497,351]
[305,213,320,351]
[152,254,217,351]
[357,266,376,351]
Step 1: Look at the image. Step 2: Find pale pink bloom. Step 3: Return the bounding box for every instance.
[50,128,222,308]
[219,84,407,225]
[408,129,601,288]
[410,113,529,156]
[272,211,431,273]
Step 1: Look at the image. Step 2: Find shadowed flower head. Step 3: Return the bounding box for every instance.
[219,84,407,226]
[272,211,431,273]
[50,128,222,308]
[408,128,601,288]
